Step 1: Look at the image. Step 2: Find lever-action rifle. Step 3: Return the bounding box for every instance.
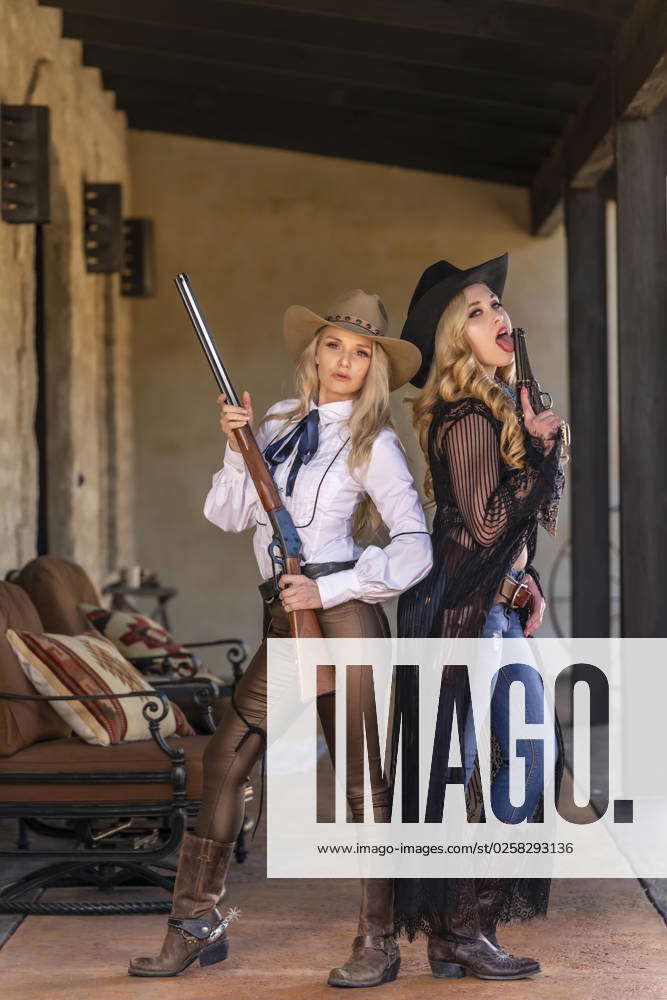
[174,272,323,642]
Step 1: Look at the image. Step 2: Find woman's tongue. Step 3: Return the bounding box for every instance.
[496,331,514,354]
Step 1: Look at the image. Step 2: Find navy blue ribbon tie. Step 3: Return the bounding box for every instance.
[264,409,320,496]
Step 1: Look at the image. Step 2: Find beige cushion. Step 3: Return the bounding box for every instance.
[80,604,197,677]
[6,629,194,746]
[0,583,70,756]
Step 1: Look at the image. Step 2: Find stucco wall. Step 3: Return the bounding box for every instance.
[0,0,134,587]
[128,131,570,665]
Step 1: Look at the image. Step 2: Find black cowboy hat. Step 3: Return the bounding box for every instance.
[401,252,509,388]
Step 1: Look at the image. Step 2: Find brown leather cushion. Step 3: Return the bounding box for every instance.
[15,556,99,635]
[0,734,210,803]
[0,582,70,757]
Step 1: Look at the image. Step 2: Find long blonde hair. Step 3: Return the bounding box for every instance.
[411,291,525,499]
[263,329,394,539]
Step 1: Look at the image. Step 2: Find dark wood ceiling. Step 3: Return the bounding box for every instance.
[40,1,664,230]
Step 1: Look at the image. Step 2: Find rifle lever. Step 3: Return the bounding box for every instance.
[267,538,285,599]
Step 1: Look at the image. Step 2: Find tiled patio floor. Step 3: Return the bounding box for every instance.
[1,774,665,1000]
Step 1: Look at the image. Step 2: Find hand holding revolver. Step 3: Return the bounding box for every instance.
[520,386,563,453]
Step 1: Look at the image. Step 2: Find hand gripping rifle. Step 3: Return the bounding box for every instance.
[174,273,323,641]
[512,327,571,447]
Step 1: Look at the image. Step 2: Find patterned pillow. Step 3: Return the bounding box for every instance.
[79,605,197,678]
[6,629,195,746]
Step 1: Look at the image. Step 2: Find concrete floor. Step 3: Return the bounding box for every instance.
[560,722,667,922]
[1,766,666,1000]
[1,875,666,1000]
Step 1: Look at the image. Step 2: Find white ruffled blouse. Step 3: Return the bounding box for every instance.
[204,397,433,610]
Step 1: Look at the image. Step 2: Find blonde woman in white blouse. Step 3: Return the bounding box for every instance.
[129,290,432,988]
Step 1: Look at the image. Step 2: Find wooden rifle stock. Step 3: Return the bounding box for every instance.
[284,559,326,642]
[233,424,282,512]
[174,272,322,642]
[233,426,322,640]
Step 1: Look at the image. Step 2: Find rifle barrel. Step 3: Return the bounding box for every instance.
[174,272,240,406]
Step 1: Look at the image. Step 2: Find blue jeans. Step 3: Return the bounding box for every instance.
[464,570,546,823]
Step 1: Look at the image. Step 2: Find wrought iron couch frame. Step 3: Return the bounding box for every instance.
[0,686,211,916]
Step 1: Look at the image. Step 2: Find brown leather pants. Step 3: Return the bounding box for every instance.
[195,596,392,841]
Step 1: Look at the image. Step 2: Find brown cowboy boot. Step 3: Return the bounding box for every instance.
[475,877,507,948]
[428,903,540,981]
[327,879,400,988]
[128,832,237,977]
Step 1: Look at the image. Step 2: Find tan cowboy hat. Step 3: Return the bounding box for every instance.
[283,289,422,392]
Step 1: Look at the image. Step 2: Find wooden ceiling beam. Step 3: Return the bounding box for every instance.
[105,78,541,175]
[59,8,601,87]
[531,0,667,234]
[43,0,617,54]
[82,40,583,114]
[101,70,559,149]
[120,96,535,186]
[195,0,621,52]
[503,0,631,16]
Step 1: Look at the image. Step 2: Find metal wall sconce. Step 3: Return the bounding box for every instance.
[1,105,50,223]
[83,182,122,272]
[121,218,154,297]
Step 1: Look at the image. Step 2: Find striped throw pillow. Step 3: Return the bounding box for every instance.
[6,629,194,746]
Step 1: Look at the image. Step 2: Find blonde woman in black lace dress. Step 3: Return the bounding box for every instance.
[394,253,565,981]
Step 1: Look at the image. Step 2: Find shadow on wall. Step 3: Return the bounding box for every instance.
[43,145,75,558]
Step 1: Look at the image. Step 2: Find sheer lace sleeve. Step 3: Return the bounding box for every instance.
[436,401,561,549]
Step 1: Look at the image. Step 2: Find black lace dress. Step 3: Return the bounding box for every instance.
[393,394,565,939]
